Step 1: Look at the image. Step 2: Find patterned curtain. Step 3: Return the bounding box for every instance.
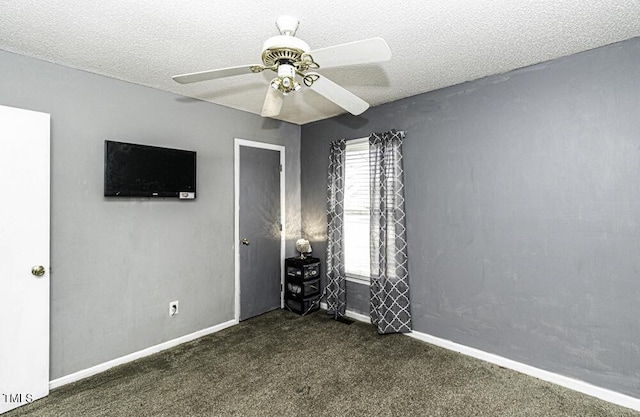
[326,139,347,318]
[369,130,412,334]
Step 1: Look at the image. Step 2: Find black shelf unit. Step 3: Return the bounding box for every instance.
[284,257,321,315]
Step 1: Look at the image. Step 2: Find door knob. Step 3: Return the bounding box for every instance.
[241,238,250,246]
[31,265,46,277]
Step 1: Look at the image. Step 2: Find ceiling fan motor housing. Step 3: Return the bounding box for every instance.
[261,35,310,67]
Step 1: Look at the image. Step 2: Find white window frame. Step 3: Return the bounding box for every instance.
[344,137,371,285]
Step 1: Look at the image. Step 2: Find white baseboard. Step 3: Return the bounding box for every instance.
[406,330,640,412]
[49,319,238,389]
[320,302,371,323]
[49,308,640,412]
[321,304,640,412]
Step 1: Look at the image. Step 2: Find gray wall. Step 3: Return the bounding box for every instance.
[301,37,640,397]
[0,50,301,379]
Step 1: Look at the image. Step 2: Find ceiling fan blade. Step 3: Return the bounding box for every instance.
[172,65,258,84]
[308,74,369,116]
[307,37,391,69]
[261,87,284,118]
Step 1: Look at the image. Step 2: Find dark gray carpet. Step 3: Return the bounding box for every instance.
[6,309,639,416]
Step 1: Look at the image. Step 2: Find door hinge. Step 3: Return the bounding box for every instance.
[279,164,282,172]
[279,223,283,231]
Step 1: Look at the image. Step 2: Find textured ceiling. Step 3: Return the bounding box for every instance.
[1,0,639,125]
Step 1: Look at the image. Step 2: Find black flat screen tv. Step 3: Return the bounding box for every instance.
[104,140,196,198]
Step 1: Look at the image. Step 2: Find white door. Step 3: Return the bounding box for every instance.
[0,105,50,413]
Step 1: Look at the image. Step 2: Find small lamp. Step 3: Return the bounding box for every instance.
[295,239,312,259]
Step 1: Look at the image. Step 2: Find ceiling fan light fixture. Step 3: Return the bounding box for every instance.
[273,63,299,93]
[269,75,300,95]
[271,77,300,95]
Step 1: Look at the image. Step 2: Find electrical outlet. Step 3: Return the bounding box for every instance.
[169,300,179,317]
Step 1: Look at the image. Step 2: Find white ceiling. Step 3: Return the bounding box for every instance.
[1,1,639,125]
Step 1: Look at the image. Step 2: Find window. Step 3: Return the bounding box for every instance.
[344,139,370,281]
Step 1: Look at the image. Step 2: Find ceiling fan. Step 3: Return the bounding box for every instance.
[172,16,392,118]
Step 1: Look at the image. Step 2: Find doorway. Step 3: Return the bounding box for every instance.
[234,139,285,321]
